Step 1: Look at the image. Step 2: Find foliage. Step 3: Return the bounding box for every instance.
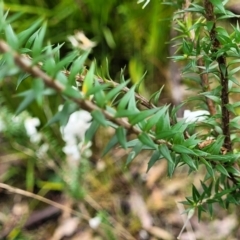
[1,0,240,236]
[4,0,173,100]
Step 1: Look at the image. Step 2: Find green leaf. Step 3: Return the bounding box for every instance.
[199,93,220,104]
[144,106,168,132]
[147,150,162,172]
[215,164,230,177]
[202,135,225,154]
[197,205,206,222]
[46,101,78,127]
[33,78,45,106]
[115,109,137,118]
[129,108,159,126]
[116,127,127,149]
[138,132,157,150]
[126,139,154,150]
[16,72,30,89]
[173,145,197,155]
[228,66,240,76]
[82,62,95,95]
[171,119,188,132]
[117,86,136,110]
[215,177,220,194]
[192,185,200,203]
[228,59,240,66]
[200,157,215,180]
[15,90,35,115]
[183,134,201,148]
[226,166,240,177]
[105,81,129,102]
[52,52,79,76]
[230,116,240,130]
[167,152,176,177]
[126,141,143,165]
[94,81,107,108]
[104,58,112,80]
[85,120,99,142]
[209,0,226,14]
[155,111,171,134]
[207,202,213,217]
[68,52,89,85]
[18,19,43,45]
[159,144,173,164]
[200,181,212,198]
[5,24,18,49]
[32,22,47,57]
[126,139,140,148]
[91,110,107,126]
[85,82,109,96]
[102,134,118,157]
[205,154,235,163]
[149,85,164,105]
[43,45,56,75]
[156,130,179,140]
[181,154,197,170]
[185,3,204,14]
[63,86,82,98]
[214,186,237,199]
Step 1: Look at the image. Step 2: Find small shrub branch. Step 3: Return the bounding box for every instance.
[23,54,155,110]
[197,58,217,115]
[184,0,216,116]
[203,0,232,151]
[0,40,171,147]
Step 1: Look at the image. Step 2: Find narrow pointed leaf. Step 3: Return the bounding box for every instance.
[181,154,197,170]
[147,150,162,172]
[16,72,30,89]
[116,127,127,149]
[85,120,99,142]
[126,142,143,165]
[91,110,107,126]
[129,108,158,125]
[15,90,35,115]
[82,62,95,95]
[5,24,18,49]
[18,19,43,45]
[216,164,230,177]
[173,145,197,155]
[102,134,118,157]
[117,86,136,110]
[138,132,157,149]
[68,52,89,85]
[159,144,173,164]
[105,81,129,102]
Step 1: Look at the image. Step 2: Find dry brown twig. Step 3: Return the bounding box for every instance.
[0,183,135,239]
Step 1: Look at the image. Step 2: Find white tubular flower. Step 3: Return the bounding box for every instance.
[61,110,91,145]
[183,110,209,123]
[61,110,91,161]
[62,145,80,162]
[24,117,41,143]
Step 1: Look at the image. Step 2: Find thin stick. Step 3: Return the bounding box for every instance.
[203,0,231,151]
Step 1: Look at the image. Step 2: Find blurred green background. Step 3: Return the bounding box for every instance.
[4,0,174,99]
